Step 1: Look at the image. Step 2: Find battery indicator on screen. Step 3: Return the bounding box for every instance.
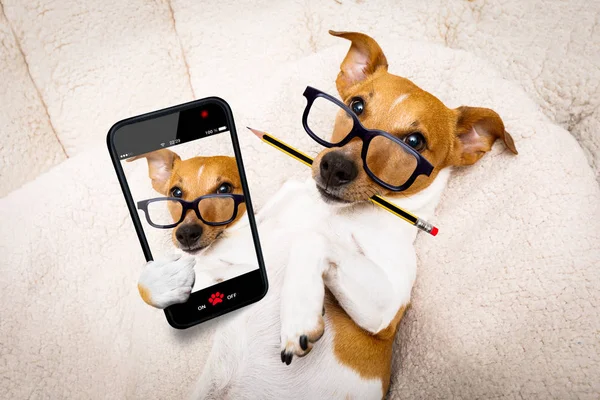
[217,126,227,132]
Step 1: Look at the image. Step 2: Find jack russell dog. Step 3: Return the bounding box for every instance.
[136,31,518,399]
[129,150,256,305]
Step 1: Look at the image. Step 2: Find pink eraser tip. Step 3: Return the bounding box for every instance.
[430,227,439,236]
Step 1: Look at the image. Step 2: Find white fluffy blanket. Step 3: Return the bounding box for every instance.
[1,1,599,399]
[1,0,599,196]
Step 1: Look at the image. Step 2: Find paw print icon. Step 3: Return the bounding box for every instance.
[208,292,224,306]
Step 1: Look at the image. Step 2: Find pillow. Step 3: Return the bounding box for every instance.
[0,11,66,196]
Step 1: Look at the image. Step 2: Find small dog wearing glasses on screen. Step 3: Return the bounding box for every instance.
[137,31,517,399]
[128,149,253,306]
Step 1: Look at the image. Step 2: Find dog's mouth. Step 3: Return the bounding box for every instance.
[182,244,207,254]
[316,185,352,204]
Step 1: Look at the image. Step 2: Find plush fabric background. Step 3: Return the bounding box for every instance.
[1,0,599,196]
[0,1,598,399]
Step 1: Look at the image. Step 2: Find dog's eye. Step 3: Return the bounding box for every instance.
[170,187,183,198]
[350,98,365,116]
[404,132,426,152]
[217,183,233,194]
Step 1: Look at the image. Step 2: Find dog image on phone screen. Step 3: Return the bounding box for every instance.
[128,149,254,306]
[137,31,518,399]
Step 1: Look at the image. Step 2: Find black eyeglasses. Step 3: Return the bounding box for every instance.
[302,86,434,192]
[137,193,246,229]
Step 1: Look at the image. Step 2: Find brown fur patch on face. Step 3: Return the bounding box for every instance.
[167,155,245,250]
[325,290,409,395]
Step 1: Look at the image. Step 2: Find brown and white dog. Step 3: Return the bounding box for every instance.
[138,31,517,399]
[129,149,253,307]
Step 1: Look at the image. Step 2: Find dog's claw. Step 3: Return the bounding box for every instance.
[281,350,293,365]
[280,315,324,361]
[299,335,308,350]
[280,351,293,365]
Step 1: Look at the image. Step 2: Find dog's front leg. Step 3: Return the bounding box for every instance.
[324,249,406,335]
[138,254,196,309]
[279,232,329,364]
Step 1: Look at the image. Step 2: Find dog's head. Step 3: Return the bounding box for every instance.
[129,149,245,252]
[311,31,518,203]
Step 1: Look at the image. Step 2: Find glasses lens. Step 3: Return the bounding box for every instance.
[366,135,418,188]
[306,96,353,145]
[145,199,183,227]
[198,196,236,224]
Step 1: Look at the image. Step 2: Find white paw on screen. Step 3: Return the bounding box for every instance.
[138,254,196,309]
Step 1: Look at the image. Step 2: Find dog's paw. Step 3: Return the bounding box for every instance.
[280,307,325,365]
[138,254,196,309]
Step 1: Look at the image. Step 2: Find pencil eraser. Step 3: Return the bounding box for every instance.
[430,227,439,236]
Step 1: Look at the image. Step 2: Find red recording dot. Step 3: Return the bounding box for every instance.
[200,110,209,118]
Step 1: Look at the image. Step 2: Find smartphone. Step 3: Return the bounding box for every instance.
[107,98,268,329]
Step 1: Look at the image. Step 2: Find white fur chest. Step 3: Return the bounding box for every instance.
[258,179,420,301]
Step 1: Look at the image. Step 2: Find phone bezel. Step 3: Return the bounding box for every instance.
[106,97,268,329]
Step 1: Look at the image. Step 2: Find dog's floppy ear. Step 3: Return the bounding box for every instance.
[127,149,181,194]
[329,30,388,98]
[453,106,518,166]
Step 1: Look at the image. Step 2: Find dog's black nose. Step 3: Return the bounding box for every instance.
[175,224,203,247]
[320,151,358,187]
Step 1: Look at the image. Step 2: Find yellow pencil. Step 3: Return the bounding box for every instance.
[247,127,439,237]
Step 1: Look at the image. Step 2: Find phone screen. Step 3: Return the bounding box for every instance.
[109,99,267,328]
